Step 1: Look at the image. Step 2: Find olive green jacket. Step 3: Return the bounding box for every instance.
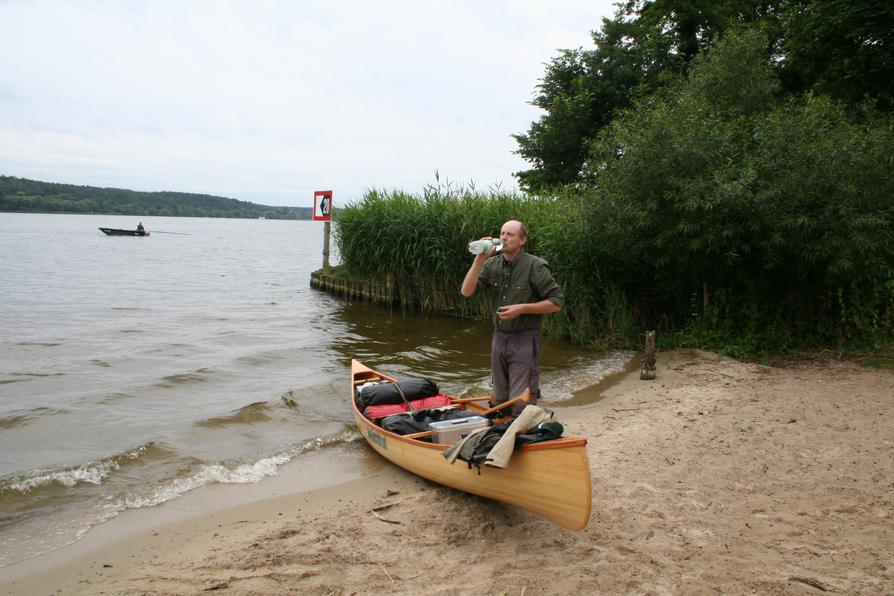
[476,250,564,333]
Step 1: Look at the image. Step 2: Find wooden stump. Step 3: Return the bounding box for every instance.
[640,330,656,380]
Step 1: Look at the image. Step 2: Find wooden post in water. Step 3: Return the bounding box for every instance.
[640,330,656,380]
[322,220,331,273]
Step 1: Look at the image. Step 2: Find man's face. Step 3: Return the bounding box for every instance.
[500,221,527,255]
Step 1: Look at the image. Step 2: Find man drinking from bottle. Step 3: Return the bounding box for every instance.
[460,220,564,417]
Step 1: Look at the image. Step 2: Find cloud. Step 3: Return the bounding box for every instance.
[0,0,617,205]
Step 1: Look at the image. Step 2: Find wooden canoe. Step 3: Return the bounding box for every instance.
[351,360,592,530]
[99,227,149,236]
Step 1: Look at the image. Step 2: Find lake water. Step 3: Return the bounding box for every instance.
[0,213,631,566]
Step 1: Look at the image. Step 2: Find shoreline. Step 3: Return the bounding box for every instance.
[0,442,386,583]
[3,350,892,594]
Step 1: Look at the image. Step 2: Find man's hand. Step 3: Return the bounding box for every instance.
[496,304,525,320]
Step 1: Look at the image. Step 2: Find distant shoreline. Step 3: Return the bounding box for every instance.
[0,209,312,220]
[1,175,312,220]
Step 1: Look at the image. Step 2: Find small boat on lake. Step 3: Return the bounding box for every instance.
[99,226,149,237]
[350,360,592,530]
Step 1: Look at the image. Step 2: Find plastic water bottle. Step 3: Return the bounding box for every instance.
[468,239,503,255]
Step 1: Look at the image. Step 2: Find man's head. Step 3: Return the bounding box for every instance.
[500,220,528,258]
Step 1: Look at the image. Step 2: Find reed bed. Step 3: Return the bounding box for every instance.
[333,184,636,347]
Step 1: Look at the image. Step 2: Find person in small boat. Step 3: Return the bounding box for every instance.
[136,222,146,234]
[460,219,564,417]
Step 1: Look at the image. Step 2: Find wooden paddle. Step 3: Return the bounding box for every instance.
[481,388,531,416]
[451,396,492,404]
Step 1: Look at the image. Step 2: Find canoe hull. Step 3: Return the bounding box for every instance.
[351,360,592,530]
[99,227,149,236]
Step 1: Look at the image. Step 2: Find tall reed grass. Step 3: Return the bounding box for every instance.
[333,182,638,347]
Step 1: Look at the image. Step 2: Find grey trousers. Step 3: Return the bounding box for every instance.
[491,329,541,417]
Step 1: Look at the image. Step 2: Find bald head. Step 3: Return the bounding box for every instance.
[504,220,527,238]
[500,220,528,259]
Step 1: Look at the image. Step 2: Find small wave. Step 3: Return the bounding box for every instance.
[92,391,137,405]
[393,349,430,363]
[540,350,635,402]
[194,402,273,428]
[157,368,213,387]
[0,406,70,430]
[110,428,362,512]
[15,341,62,347]
[0,413,34,430]
[1,444,157,494]
[9,372,65,378]
[415,345,450,358]
[283,427,362,457]
[236,353,279,366]
[144,343,194,354]
[118,457,292,510]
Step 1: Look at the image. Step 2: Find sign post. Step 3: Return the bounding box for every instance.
[313,190,333,272]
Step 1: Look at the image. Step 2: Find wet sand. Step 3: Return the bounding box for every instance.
[2,350,892,595]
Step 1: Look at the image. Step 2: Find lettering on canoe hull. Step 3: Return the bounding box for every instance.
[367,427,388,450]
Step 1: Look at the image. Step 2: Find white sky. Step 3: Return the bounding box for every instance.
[0,1,617,207]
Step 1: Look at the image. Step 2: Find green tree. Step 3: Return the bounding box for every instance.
[780,0,894,108]
[583,28,893,349]
[514,0,780,191]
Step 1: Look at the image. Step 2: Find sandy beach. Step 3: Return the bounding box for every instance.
[2,350,892,595]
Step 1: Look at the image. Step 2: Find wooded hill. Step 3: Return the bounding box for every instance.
[0,176,311,220]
